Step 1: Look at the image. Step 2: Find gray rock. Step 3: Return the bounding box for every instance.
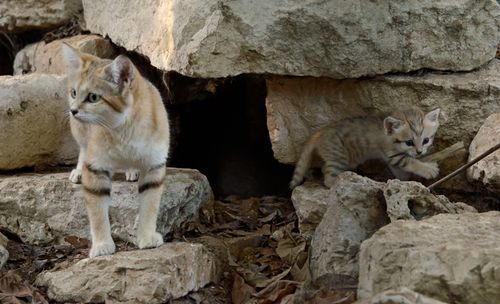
[36,242,222,303]
[13,35,116,75]
[358,211,500,304]
[290,182,330,237]
[309,172,389,280]
[0,0,82,32]
[354,287,448,304]
[383,179,477,222]
[467,113,500,193]
[0,232,8,269]
[82,0,499,78]
[0,169,213,245]
[0,74,78,170]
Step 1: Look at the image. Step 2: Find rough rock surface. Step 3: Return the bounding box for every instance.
[467,113,500,192]
[383,179,477,221]
[358,211,500,304]
[13,35,116,75]
[354,288,447,304]
[0,74,78,170]
[0,0,82,32]
[0,232,8,269]
[310,172,389,280]
[266,59,500,166]
[0,169,213,245]
[290,182,330,237]
[36,242,222,303]
[83,0,499,78]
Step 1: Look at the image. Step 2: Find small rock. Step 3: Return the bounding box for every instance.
[290,182,330,237]
[354,287,447,304]
[36,242,222,303]
[0,169,213,245]
[309,172,389,280]
[383,179,477,221]
[0,74,78,170]
[467,113,500,193]
[14,34,116,75]
[0,0,82,32]
[0,232,8,269]
[358,211,500,304]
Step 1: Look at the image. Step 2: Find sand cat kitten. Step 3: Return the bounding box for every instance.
[63,44,170,257]
[290,108,440,188]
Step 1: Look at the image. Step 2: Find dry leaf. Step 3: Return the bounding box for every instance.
[232,273,256,304]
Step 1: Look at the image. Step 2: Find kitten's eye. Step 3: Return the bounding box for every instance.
[405,139,414,146]
[422,137,429,145]
[70,88,76,99]
[86,93,100,103]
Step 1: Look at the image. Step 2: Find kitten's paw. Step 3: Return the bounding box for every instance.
[136,232,164,249]
[125,169,139,182]
[421,162,439,179]
[89,240,116,258]
[69,169,82,184]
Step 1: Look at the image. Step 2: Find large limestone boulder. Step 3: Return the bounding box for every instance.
[358,211,500,304]
[13,35,116,75]
[0,0,82,32]
[83,0,499,78]
[0,169,213,245]
[467,113,500,193]
[290,182,330,237]
[309,172,389,280]
[0,74,78,170]
[266,59,500,165]
[353,288,447,304]
[37,242,222,303]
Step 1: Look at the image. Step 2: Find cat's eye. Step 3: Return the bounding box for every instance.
[86,93,100,103]
[70,88,76,99]
[422,137,429,145]
[405,139,414,146]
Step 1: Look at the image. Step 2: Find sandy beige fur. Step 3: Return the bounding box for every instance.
[290,108,441,188]
[63,44,170,257]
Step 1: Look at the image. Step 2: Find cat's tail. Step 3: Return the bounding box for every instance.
[289,129,324,189]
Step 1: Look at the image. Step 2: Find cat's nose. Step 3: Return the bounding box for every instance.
[416,150,423,155]
[70,109,78,116]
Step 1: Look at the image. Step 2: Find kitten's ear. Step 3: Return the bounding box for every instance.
[383,116,403,135]
[425,108,440,124]
[62,43,81,71]
[105,55,135,89]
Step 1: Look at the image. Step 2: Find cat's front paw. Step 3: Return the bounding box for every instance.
[69,169,82,184]
[89,240,116,258]
[420,162,439,179]
[136,232,164,249]
[125,169,139,182]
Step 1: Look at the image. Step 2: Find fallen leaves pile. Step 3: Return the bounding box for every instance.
[0,196,357,303]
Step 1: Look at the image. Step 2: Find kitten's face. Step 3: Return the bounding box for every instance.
[62,44,135,129]
[384,108,440,157]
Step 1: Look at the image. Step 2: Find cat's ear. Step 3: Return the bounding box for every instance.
[104,55,135,89]
[62,43,82,71]
[425,108,440,124]
[384,116,403,135]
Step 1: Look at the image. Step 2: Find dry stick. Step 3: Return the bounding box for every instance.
[420,141,465,162]
[428,141,500,190]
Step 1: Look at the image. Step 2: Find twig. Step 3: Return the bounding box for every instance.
[428,142,500,190]
[420,142,465,162]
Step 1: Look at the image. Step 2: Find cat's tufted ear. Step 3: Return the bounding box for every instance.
[104,55,135,89]
[383,116,404,135]
[425,108,440,124]
[62,43,82,71]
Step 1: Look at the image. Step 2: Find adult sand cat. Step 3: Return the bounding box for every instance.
[290,108,441,188]
[63,44,170,257]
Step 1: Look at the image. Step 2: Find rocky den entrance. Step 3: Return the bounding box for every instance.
[0,1,499,303]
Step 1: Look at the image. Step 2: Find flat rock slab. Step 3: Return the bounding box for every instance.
[82,0,498,78]
[358,211,500,304]
[36,242,222,303]
[0,0,82,33]
[467,113,500,193]
[0,169,213,245]
[0,74,78,170]
[353,288,447,304]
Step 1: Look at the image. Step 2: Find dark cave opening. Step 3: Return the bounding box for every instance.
[164,73,294,198]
